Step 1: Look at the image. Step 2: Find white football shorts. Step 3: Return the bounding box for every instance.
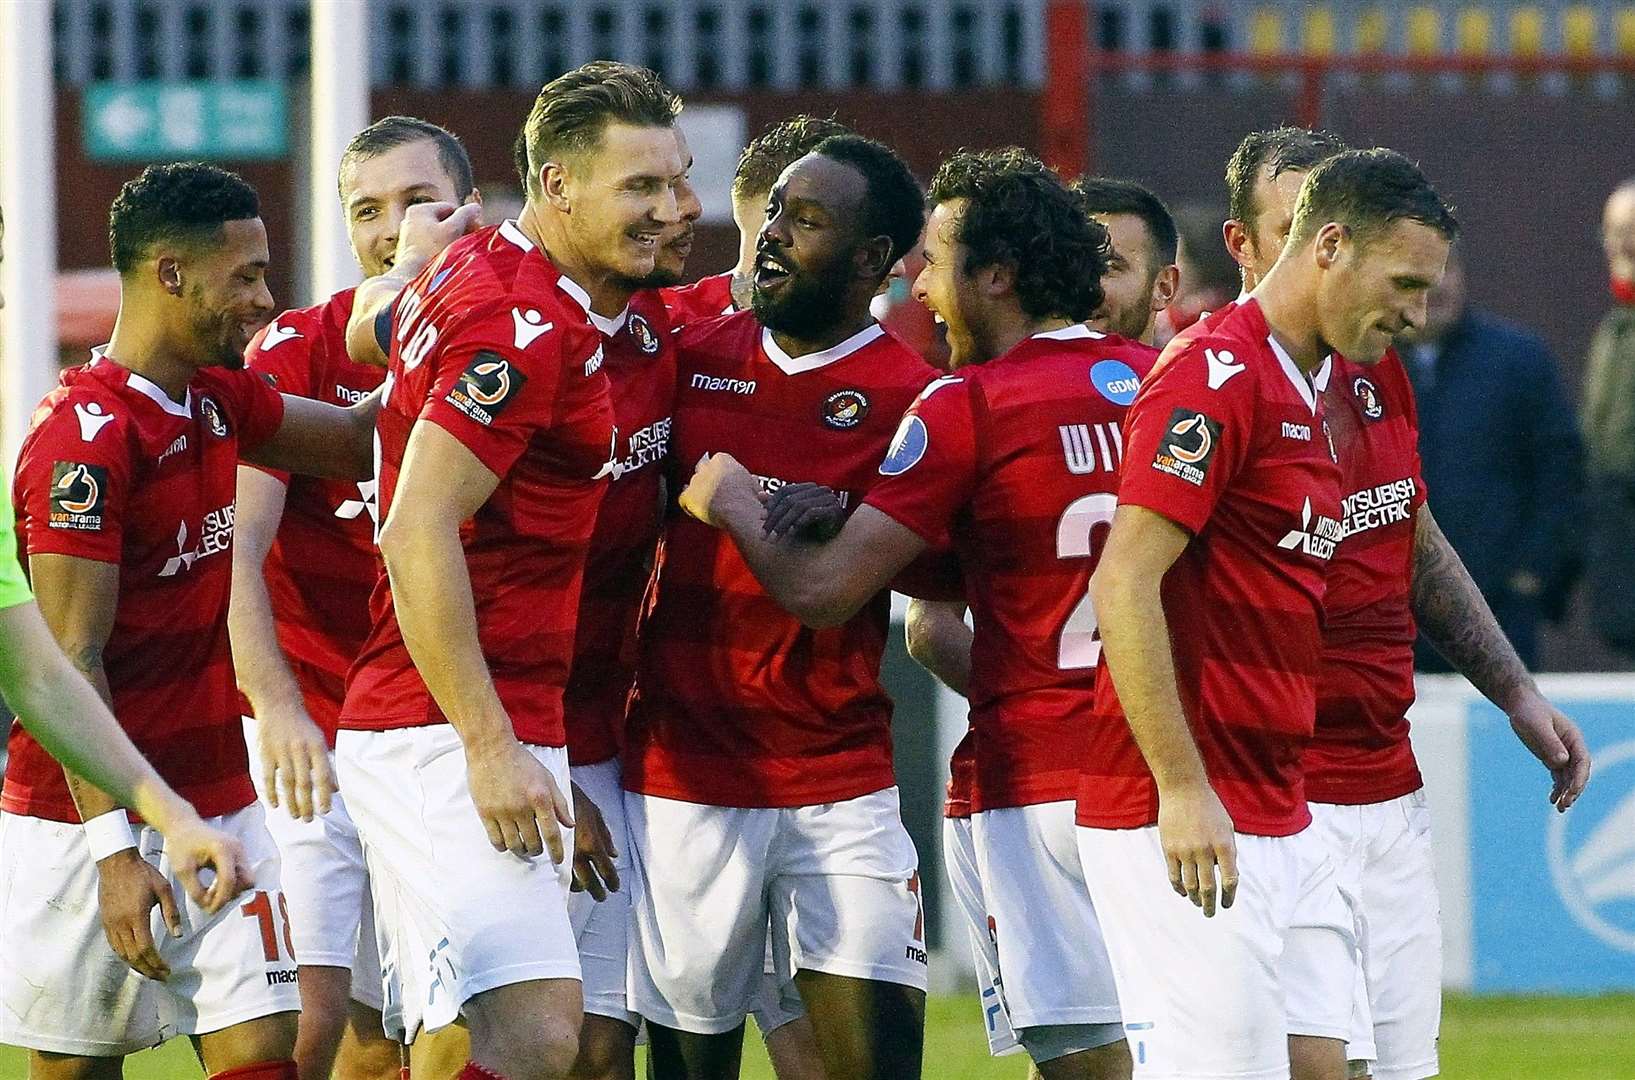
[1077,823,1348,1080]
[244,716,384,1011]
[625,786,926,1034]
[335,726,578,1041]
[0,802,300,1056]
[1310,791,1441,1080]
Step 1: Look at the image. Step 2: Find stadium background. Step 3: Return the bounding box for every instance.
[1,1,1633,1075]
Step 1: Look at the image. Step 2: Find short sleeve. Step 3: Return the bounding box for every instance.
[862,375,980,549]
[417,307,569,479]
[1117,342,1258,535]
[0,485,33,610]
[13,402,133,565]
[207,368,287,455]
[243,317,319,484]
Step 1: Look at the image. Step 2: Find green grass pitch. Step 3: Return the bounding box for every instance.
[1,993,1630,1078]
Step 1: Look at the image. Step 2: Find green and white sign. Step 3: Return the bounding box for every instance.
[83,80,287,162]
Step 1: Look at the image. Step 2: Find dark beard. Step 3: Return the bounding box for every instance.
[189,286,245,368]
[751,263,851,339]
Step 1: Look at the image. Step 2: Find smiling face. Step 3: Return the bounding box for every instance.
[641,126,702,287]
[1314,217,1450,364]
[548,121,686,283]
[751,153,871,339]
[341,138,472,278]
[911,198,993,368]
[173,217,275,367]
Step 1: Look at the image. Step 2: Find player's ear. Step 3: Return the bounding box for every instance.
[464,187,483,208]
[856,235,895,281]
[1152,263,1180,312]
[1223,218,1253,272]
[1313,222,1345,269]
[156,255,184,297]
[540,162,572,212]
[981,259,1014,298]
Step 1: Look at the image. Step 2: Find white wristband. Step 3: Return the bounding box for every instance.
[83,809,137,861]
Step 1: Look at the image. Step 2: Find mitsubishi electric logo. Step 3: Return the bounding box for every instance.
[1549,738,1635,952]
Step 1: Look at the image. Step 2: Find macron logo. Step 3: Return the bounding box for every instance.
[259,320,300,351]
[1205,348,1245,390]
[74,402,116,442]
[512,308,553,350]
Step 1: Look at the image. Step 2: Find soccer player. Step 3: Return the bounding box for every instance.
[659,115,852,324]
[0,207,251,906]
[1074,150,1458,1080]
[1071,177,1179,346]
[230,115,480,1080]
[2,163,379,1080]
[1220,129,1591,1080]
[334,62,685,1080]
[681,148,1154,1080]
[620,134,933,1080]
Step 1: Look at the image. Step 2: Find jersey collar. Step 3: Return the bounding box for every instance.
[92,345,192,418]
[1031,323,1103,342]
[589,306,630,337]
[1264,333,1318,414]
[1312,355,1334,392]
[761,323,884,375]
[499,219,598,319]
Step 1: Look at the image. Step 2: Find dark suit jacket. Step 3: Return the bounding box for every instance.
[1404,308,1584,670]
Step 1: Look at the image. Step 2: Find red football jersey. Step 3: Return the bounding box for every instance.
[659,272,736,327]
[945,727,974,819]
[563,292,676,766]
[866,326,1157,811]
[7,356,284,822]
[623,312,938,807]
[1304,350,1427,804]
[243,289,384,744]
[340,221,616,747]
[1076,299,1343,837]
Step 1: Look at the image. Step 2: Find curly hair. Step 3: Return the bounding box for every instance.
[810,134,926,269]
[1290,148,1459,246]
[928,148,1109,321]
[108,162,260,275]
[521,61,681,196]
[1225,126,1349,227]
[339,115,474,201]
[731,114,853,205]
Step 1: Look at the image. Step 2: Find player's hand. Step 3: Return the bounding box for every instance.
[161,810,253,915]
[1156,782,1238,918]
[465,737,575,862]
[256,703,336,822]
[678,452,754,528]
[95,848,178,981]
[1509,693,1592,811]
[569,782,620,902]
[762,482,846,543]
[393,201,484,278]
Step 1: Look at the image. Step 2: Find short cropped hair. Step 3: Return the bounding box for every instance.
[732,115,854,205]
[521,61,681,195]
[339,115,475,201]
[108,162,260,275]
[1071,176,1179,266]
[1289,148,1460,246]
[810,134,926,270]
[928,148,1109,321]
[1225,126,1349,226]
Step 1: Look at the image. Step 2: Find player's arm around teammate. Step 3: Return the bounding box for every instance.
[1410,505,1591,807]
[903,599,972,696]
[345,200,485,368]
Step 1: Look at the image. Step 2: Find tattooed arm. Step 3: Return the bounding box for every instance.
[1411,504,1591,809]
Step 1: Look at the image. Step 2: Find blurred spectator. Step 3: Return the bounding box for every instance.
[1580,179,1635,654]
[1158,201,1238,345]
[1400,247,1584,671]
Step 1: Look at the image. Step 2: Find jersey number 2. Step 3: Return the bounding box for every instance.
[1055,493,1117,669]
